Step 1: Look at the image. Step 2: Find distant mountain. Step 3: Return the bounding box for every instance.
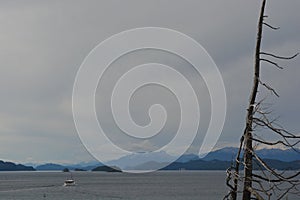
[118,154,200,170]
[13,147,299,172]
[107,151,175,169]
[35,161,104,171]
[106,147,300,170]
[66,161,103,171]
[162,159,300,171]
[118,147,300,170]
[203,147,300,162]
[0,160,35,171]
[126,161,168,170]
[202,147,238,161]
[36,163,66,171]
[255,159,300,170]
[92,165,122,172]
[80,164,103,171]
[163,160,231,170]
[256,148,300,162]
[24,160,103,171]
[176,154,199,163]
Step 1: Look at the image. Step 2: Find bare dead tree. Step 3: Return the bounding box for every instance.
[224,0,300,199]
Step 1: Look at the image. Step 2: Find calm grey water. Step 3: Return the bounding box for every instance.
[0,171,298,200]
[0,171,227,200]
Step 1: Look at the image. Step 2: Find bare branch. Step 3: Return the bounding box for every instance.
[253,117,300,139]
[263,22,280,30]
[277,187,293,200]
[260,52,299,60]
[246,186,264,200]
[225,167,235,191]
[259,79,280,97]
[260,58,283,69]
[253,173,300,183]
[252,152,300,182]
[252,137,300,148]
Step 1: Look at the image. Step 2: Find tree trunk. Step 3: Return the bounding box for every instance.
[242,0,266,199]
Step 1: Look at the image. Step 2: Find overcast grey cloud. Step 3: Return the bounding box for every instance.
[0,0,299,164]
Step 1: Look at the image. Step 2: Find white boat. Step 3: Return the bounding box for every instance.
[63,179,75,186]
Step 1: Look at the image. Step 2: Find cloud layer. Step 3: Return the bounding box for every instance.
[0,0,299,163]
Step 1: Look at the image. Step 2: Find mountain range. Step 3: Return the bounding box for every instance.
[202,147,300,162]
[107,147,300,170]
[0,160,35,171]
[162,159,300,171]
[1,147,299,171]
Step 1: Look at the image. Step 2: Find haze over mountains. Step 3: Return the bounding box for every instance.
[1,147,299,171]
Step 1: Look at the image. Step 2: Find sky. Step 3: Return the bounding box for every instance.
[0,0,299,164]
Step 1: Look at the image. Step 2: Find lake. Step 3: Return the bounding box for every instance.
[0,171,297,200]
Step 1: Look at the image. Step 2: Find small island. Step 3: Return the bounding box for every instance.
[62,168,70,172]
[92,165,122,172]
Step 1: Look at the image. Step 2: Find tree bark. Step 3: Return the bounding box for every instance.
[242,0,266,199]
